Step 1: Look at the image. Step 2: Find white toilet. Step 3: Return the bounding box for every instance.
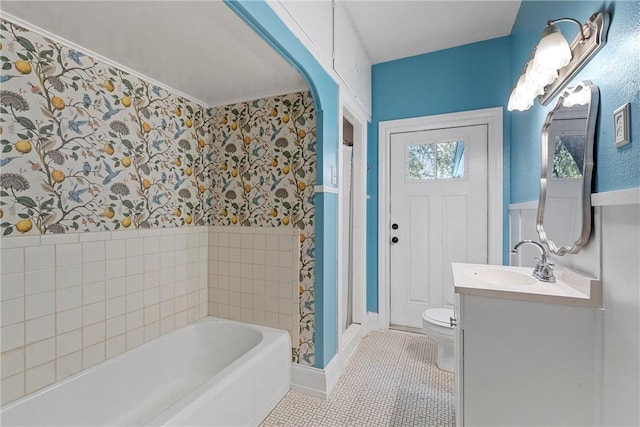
[421,307,455,372]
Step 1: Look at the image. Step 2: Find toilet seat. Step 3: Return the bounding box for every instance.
[422,308,454,328]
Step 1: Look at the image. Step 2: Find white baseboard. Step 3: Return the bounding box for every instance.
[291,312,382,398]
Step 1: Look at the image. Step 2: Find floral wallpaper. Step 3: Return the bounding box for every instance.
[0,18,317,365]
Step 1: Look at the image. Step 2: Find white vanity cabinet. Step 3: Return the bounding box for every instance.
[452,263,603,426]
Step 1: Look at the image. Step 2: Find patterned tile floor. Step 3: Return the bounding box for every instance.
[261,330,455,427]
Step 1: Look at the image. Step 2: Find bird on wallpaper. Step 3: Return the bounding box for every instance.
[173,171,186,190]
[258,175,265,186]
[68,183,89,203]
[152,192,165,205]
[0,75,18,83]
[252,194,262,206]
[269,172,282,191]
[151,85,162,97]
[220,132,231,147]
[82,162,92,176]
[102,161,122,185]
[102,96,122,121]
[161,172,168,183]
[308,139,317,153]
[151,139,166,151]
[0,156,17,167]
[251,145,261,157]
[252,100,260,108]
[68,50,86,65]
[68,115,89,134]
[82,94,91,108]
[205,152,213,162]
[270,123,282,141]
[161,118,167,130]
[221,176,231,192]
[173,119,186,139]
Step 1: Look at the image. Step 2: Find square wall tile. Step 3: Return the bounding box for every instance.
[25,337,55,369]
[25,361,55,394]
[24,245,55,271]
[55,243,82,267]
[1,272,24,301]
[1,372,24,405]
[24,269,55,296]
[25,292,54,320]
[1,248,24,275]
[56,351,82,381]
[1,348,24,379]
[82,241,105,263]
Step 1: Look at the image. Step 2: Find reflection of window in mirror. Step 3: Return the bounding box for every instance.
[552,135,584,178]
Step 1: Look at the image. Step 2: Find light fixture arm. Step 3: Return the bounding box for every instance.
[546,18,589,41]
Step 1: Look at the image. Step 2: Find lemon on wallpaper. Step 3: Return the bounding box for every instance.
[231,215,238,224]
[175,208,182,217]
[198,185,206,194]
[142,179,151,189]
[185,119,192,128]
[51,96,65,110]
[298,182,306,191]
[14,59,31,74]
[300,233,306,243]
[298,129,306,138]
[121,96,131,107]
[221,163,228,171]
[121,217,131,228]
[174,158,181,167]
[270,158,278,167]
[104,143,115,155]
[282,165,290,175]
[244,184,251,193]
[104,207,115,218]
[15,139,32,154]
[270,108,278,117]
[282,216,290,225]
[231,168,238,178]
[298,285,304,296]
[0,208,3,219]
[142,122,151,133]
[244,136,252,145]
[282,114,290,123]
[121,157,131,167]
[174,107,182,117]
[231,121,238,131]
[51,170,65,183]
[199,139,206,148]
[185,215,192,224]
[270,208,277,217]
[221,117,228,125]
[221,208,228,217]
[185,167,192,176]
[16,219,33,233]
[104,80,115,92]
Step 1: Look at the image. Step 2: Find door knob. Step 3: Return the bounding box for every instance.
[392,223,399,230]
[391,236,399,244]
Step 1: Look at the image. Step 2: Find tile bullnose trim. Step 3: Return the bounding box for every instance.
[314,185,338,194]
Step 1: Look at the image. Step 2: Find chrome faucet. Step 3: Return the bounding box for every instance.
[511,240,556,283]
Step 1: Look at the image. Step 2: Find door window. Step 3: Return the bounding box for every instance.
[407,140,465,181]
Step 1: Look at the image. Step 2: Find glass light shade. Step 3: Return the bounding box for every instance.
[563,86,590,107]
[533,25,572,71]
[508,74,536,111]
[525,59,558,88]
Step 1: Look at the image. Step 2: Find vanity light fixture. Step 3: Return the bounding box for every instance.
[508,12,609,111]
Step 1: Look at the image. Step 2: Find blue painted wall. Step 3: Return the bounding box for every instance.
[226,1,339,368]
[510,1,640,203]
[367,37,512,312]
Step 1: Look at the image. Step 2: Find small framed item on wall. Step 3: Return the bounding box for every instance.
[614,103,631,148]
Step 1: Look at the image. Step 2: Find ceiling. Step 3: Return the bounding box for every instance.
[1,1,521,108]
[343,1,521,64]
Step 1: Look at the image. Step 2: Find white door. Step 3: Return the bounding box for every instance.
[389,125,488,328]
[340,144,354,332]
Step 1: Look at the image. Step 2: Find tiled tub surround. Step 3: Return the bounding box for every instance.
[0,227,208,405]
[1,16,317,366]
[207,226,300,350]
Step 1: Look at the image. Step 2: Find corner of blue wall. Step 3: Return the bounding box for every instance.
[224,0,339,369]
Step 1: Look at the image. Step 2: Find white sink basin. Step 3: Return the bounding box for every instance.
[465,268,537,286]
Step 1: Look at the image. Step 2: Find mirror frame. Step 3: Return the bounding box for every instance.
[536,80,599,255]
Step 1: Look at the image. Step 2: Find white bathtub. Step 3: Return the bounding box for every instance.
[0,317,291,426]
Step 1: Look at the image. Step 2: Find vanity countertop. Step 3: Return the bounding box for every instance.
[452,263,602,307]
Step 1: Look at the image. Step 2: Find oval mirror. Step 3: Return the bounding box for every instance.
[537,80,599,255]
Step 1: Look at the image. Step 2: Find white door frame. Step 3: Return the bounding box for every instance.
[337,88,368,355]
[378,107,503,329]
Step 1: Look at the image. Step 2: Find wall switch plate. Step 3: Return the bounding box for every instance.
[614,103,631,148]
[331,166,338,185]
